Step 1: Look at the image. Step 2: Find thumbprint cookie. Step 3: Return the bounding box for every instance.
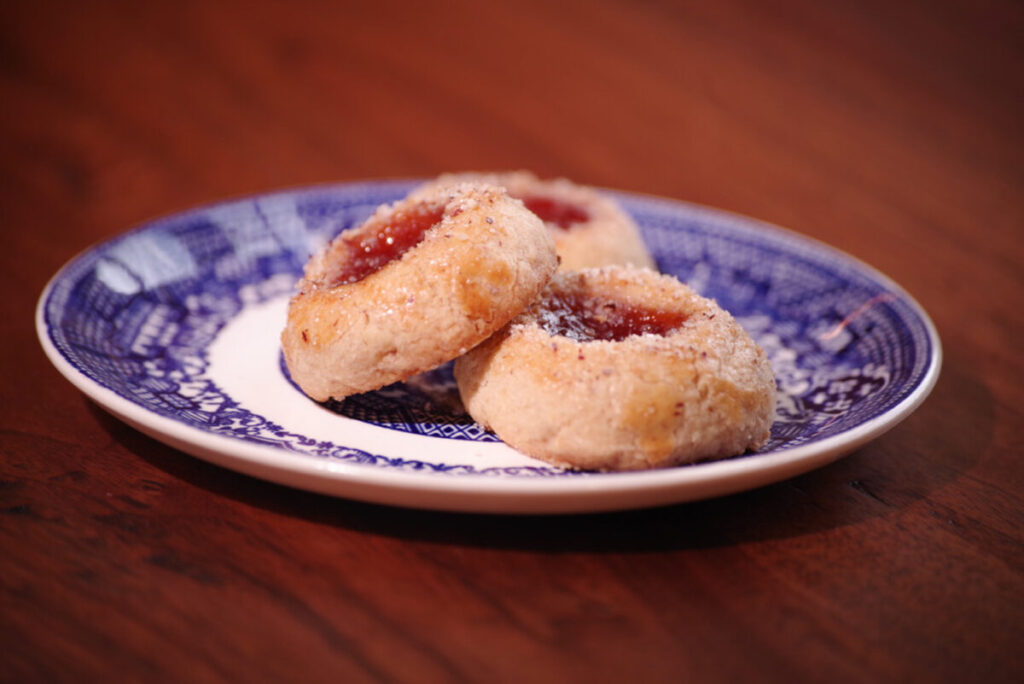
[282,183,558,402]
[454,266,776,470]
[412,171,656,271]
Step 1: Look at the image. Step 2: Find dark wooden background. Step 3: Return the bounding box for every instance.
[2,1,1021,682]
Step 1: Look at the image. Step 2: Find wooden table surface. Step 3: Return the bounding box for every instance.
[3,1,1021,681]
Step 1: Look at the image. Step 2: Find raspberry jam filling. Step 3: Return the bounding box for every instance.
[538,292,685,342]
[519,195,590,229]
[327,205,444,286]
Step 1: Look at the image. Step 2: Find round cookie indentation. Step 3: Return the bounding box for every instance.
[518,195,590,229]
[534,290,686,341]
[324,203,444,287]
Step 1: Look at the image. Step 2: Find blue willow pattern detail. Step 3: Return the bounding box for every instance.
[43,181,934,474]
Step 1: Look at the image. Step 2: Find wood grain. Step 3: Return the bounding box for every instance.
[2,1,1021,682]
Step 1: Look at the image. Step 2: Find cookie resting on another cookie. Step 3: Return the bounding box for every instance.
[281,183,558,402]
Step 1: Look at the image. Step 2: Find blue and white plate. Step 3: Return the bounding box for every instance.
[36,180,941,513]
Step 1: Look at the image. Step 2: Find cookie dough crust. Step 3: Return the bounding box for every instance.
[283,183,558,401]
[455,267,776,470]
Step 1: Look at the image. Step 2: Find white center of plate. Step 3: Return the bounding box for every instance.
[206,296,542,472]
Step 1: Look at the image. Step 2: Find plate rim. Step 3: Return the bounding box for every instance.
[35,179,943,514]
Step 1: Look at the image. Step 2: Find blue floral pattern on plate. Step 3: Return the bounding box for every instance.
[39,180,938,479]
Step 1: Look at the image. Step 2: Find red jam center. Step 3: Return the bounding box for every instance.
[327,205,444,286]
[518,195,590,229]
[538,292,685,342]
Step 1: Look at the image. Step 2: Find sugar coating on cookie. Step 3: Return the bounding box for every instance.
[454,266,776,471]
[412,171,656,271]
[282,183,558,402]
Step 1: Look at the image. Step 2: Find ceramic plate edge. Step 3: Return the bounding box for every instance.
[34,183,944,513]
